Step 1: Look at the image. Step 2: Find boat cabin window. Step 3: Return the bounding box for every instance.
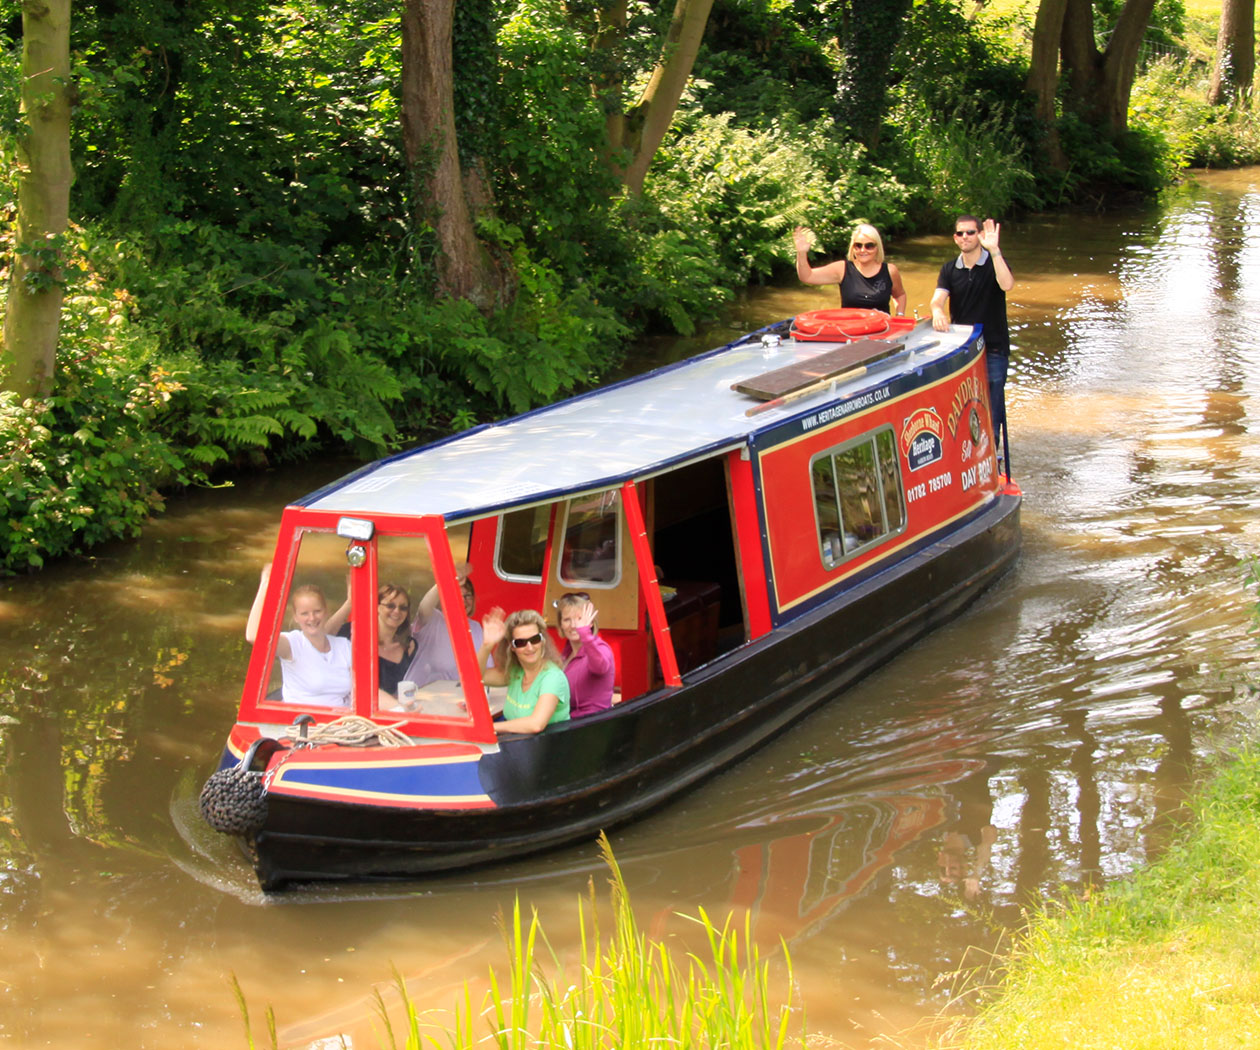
[261,529,356,709]
[495,504,550,581]
[810,427,905,570]
[253,525,498,727]
[364,531,491,725]
[560,490,621,586]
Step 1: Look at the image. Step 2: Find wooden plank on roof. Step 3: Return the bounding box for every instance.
[731,338,905,401]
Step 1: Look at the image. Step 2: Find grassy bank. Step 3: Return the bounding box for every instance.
[930,745,1260,1050]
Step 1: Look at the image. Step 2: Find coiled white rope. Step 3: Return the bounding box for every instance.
[296,715,414,748]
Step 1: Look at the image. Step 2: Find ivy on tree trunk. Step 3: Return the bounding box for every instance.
[834,0,913,152]
[400,0,511,310]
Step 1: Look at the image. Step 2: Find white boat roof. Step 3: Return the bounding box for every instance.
[304,322,977,522]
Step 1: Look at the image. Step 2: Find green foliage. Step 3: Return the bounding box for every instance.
[690,0,838,127]
[889,98,1037,223]
[496,0,622,276]
[1130,57,1260,169]
[426,219,631,415]
[648,112,909,290]
[1094,0,1188,55]
[0,339,193,573]
[890,0,1030,122]
[834,0,914,146]
[70,0,407,256]
[1052,112,1180,200]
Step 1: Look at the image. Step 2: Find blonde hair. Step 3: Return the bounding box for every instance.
[495,609,562,673]
[290,583,326,609]
[846,223,886,265]
[554,592,597,636]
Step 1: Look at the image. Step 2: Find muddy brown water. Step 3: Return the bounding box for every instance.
[4,169,1260,1047]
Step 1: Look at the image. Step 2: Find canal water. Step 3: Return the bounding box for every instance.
[4,169,1260,1048]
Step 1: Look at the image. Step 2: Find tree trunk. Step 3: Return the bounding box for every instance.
[1059,0,1156,136]
[620,0,715,196]
[1026,0,1069,167]
[1059,0,1099,103]
[400,0,509,310]
[2,0,73,399]
[1099,0,1157,133]
[1026,0,1068,124]
[1208,0,1256,105]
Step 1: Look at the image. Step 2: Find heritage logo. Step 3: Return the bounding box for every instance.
[900,407,944,471]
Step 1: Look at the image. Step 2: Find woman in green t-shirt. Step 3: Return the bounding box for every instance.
[479,607,571,734]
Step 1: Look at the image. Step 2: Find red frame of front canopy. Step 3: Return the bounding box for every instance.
[235,476,747,742]
[237,507,500,743]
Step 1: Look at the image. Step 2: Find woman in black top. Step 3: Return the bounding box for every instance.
[325,581,418,699]
[793,223,907,315]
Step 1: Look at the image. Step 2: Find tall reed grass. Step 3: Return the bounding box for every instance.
[238,834,800,1049]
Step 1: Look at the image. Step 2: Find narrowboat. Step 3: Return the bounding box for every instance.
[201,313,1021,889]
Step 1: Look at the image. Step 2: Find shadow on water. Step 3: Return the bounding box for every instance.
[4,170,1260,1047]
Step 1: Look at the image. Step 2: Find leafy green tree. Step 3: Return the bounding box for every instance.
[2,0,73,398]
[565,0,717,196]
[615,0,717,195]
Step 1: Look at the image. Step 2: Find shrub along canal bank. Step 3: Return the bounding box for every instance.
[932,742,1260,1050]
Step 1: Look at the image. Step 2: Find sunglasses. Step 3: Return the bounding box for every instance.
[954,229,979,237]
[853,241,877,250]
[511,632,544,649]
[379,601,410,613]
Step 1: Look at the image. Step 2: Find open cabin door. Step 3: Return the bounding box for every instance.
[541,487,641,629]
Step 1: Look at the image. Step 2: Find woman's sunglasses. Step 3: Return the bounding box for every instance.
[853,241,877,250]
[511,633,544,649]
[379,601,410,613]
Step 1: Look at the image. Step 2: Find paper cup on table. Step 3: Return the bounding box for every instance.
[397,680,418,710]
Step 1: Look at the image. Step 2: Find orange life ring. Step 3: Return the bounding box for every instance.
[791,308,891,342]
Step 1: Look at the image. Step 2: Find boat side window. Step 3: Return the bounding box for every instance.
[496,504,551,581]
[560,490,621,586]
[811,427,906,570]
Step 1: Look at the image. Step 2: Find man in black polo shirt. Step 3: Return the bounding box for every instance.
[930,215,1015,464]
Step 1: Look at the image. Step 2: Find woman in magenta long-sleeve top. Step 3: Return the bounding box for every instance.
[556,593,615,717]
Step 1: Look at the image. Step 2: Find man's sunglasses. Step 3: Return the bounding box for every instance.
[954,229,979,237]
